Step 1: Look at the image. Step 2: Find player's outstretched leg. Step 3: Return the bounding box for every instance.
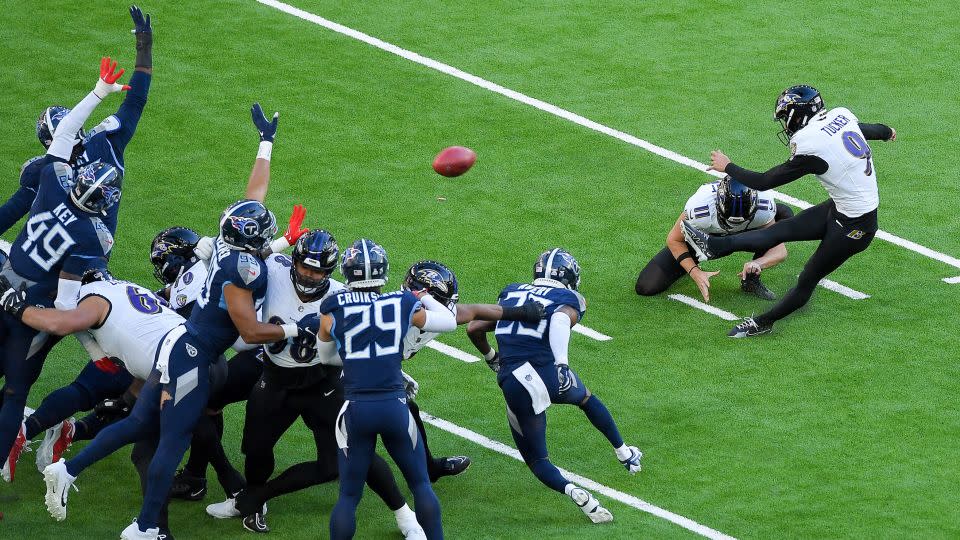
[576,392,642,474]
[407,399,470,483]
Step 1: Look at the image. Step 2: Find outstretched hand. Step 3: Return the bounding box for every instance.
[707,150,730,173]
[252,102,279,142]
[690,267,720,303]
[129,5,152,34]
[94,57,131,99]
[284,204,309,245]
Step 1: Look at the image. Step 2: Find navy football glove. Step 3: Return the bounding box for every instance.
[557,364,573,393]
[294,313,320,349]
[252,102,279,142]
[0,278,28,320]
[501,301,545,324]
[129,5,152,33]
[129,5,153,68]
[94,397,132,421]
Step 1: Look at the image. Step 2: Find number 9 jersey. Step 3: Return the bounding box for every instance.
[494,282,586,369]
[320,289,422,400]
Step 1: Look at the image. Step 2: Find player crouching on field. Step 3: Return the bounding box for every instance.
[635,175,792,303]
[467,248,642,524]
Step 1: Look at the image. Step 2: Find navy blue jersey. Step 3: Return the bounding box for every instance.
[0,155,49,235]
[8,161,114,300]
[186,238,268,353]
[320,289,422,400]
[494,283,587,369]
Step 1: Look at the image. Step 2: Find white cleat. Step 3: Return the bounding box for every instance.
[569,487,613,524]
[37,418,74,472]
[619,446,643,475]
[43,459,77,521]
[120,519,159,539]
[206,497,266,519]
[397,518,427,539]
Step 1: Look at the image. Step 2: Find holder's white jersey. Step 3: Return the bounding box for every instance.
[790,106,879,217]
[167,260,208,313]
[402,304,457,359]
[262,253,345,368]
[79,279,185,379]
[684,182,776,235]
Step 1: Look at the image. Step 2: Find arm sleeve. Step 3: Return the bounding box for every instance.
[858,123,894,141]
[0,186,37,235]
[75,331,107,361]
[109,71,151,153]
[419,294,457,332]
[725,154,829,190]
[549,311,572,365]
[48,91,104,160]
[54,278,83,310]
[316,338,343,366]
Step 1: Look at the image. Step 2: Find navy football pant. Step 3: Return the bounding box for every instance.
[0,316,60,463]
[500,363,624,493]
[331,398,441,540]
[25,360,132,439]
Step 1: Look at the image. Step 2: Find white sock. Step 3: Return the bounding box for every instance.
[615,444,632,461]
[394,503,417,522]
[563,483,577,497]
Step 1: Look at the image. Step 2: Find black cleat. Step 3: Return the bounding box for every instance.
[169,469,206,501]
[158,529,175,540]
[728,317,773,338]
[680,221,715,262]
[741,273,777,300]
[242,511,269,533]
[430,456,471,483]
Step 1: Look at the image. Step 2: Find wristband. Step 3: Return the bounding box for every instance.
[257,141,273,161]
[686,264,699,274]
[281,323,299,339]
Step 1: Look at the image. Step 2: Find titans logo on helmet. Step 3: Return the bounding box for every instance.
[228,215,260,237]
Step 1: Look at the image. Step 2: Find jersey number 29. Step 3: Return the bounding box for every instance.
[343,297,402,359]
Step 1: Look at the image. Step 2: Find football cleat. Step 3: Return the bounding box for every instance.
[120,519,160,540]
[680,221,715,262]
[619,446,643,475]
[728,317,773,338]
[242,511,269,533]
[430,456,471,483]
[394,507,427,540]
[37,418,75,473]
[43,459,77,521]
[741,273,777,301]
[169,468,207,501]
[2,421,29,482]
[207,497,266,519]
[569,487,613,524]
[157,529,175,540]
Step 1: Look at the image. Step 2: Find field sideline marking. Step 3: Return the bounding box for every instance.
[667,294,740,320]
[425,340,480,363]
[254,0,960,277]
[573,323,612,341]
[943,276,960,284]
[420,412,737,540]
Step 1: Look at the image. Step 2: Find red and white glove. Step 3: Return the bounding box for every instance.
[93,56,131,99]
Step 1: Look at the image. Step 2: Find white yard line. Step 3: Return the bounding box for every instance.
[572,324,612,341]
[943,276,960,284]
[425,340,480,363]
[667,294,740,321]
[420,412,737,540]
[254,0,960,277]
[817,279,870,300]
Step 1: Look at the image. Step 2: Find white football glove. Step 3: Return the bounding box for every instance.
[195,236,215,262]
[401,371,419,401]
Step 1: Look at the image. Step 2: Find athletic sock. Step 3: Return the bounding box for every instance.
[614,444,633,461]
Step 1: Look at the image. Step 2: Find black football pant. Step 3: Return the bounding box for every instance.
[236,362,406,516]
[406,399,447,482]
[635,203,795,295]
[709,199,878,325]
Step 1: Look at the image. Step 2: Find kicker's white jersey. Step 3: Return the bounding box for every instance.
[684,182,776,235]
[167,260,208,313]
[790,106,879,217]
[402,304,458,359]
[262,253,345,368]
[79,280,185,379]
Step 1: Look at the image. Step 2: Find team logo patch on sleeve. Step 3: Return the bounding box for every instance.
[237,253,263,285]
[92,218,114,255]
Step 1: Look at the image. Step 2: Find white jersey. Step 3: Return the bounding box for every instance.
[684,182,776,235]
[167,260,208,313]
[402,304,457,359]
[790,106,879,217]
[79,280,185,379]
[262,253,346,368]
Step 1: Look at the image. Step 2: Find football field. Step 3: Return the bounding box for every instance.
[2,1,960,538]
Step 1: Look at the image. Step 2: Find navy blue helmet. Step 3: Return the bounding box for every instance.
[340,238,388,289]
[404,260,459,309]
[151,226,201,285]
[71,162,122,215]
[218,199,277,252]
[37,106,85,161]
[533,248,581,290]
[716,176,758,228]
[291,229,339,301]
[774,85,824,144]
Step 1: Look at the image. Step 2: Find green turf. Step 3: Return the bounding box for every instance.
[1,0,959,538]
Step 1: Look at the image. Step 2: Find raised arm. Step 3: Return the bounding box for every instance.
[107,6,154,154]
[48,58,130,161]
[245,103,279,203]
